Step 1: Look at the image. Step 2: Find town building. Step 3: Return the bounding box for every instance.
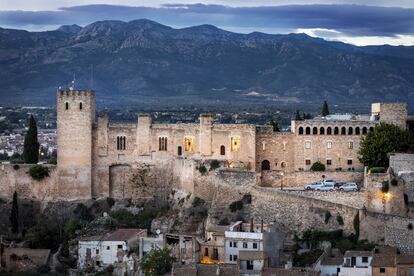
[314,248,343,276]
[338,250,372,276]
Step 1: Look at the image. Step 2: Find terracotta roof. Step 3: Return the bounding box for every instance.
[239,250,266,260]
[262,268,319,276]
[396,255,414,265]
[105,229,147,241]
[371,254,396,267]
[321,257,343,266]
[344,251,372,258]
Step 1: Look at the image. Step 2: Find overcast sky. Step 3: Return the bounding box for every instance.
[1,0,414,46]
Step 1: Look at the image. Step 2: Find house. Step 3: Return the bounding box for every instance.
[199,224,227,264]
[78,228,147,269]
[314,248,343,276]
[396,254,414,275]
[371,246,397,276]
[338,251,372,276]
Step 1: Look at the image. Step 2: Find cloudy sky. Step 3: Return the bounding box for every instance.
[1,0,414,46]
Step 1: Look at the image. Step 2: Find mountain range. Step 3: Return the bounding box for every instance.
[1,19,414,108]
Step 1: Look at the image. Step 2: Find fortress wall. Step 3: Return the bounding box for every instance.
[0,164,58,201]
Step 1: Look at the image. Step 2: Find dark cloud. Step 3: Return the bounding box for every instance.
[1,3,414,37]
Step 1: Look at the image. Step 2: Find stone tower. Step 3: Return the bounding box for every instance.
[56,89,95,199]
[371,103,408,129]
[199,114,214,156]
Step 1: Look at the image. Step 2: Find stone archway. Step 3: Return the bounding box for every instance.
[261,160,270,171]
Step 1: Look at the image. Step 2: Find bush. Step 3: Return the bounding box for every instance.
[229,200,244,212]
[192,197,205,207]
[29,165,49,181]
[324,211,331,224]
[337,215,344,225]
[13,164,20,170]
[198,165,207,175]
[391,179,398,186]
[140,247,176,276]
[106,197,115,208]
[218,217,229,225]
[242,194,252,204]
[210,160,220,171]
[381,181,390,193]
[370,167,386,173]
[310,161,325,172]
[353,213,360,239]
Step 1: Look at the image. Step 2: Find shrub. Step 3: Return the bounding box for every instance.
[210,160,220,171]
[106,197,115,208]
[192,197,205,208]
[381,181,390,193]
[218,217,229,225]
[353,213,360,239]
[13,164,20,170]
[310,161,325,172]
[337,215,344,225]
[324,211,331,224]
[198,165,207,175]
[391,179,398,186]
[408,223,413,230]
[229,200,244,212]
[29,165,49,181]
[370,167,386,173]
[242,194,252,204]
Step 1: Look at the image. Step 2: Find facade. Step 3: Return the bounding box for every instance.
[338,251,373,276]
[314,248,343,276]
[56,89,410,199]
[78,228,147,269]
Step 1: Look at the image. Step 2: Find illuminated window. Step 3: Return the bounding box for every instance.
[159,137,168,151]
[327,142,332,149]
[305,141,311,149]
[184,136,195,152]
[230,136,241,152]
[348,142,353,149]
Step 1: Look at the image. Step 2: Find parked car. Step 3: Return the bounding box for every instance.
[339,182,359,192]
[305,182,324,190]
[316,183,335,191]
[323,179,337,185]
[334,182,345,188]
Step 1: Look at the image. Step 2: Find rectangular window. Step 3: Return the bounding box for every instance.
[362,256,368,263]
[233,255,238,261]
[326,159,332,166]
[118,244,123,249]
[96,249,99,254]
[230,255,233,261]
[348,141,354,149]
[380,268,386,273]
[233,241,237,248]
[347,159,353,165]
[305,159,311,165]
[253,243,258,249]
[305,141,312,149]
[327,141,332,149]
[117,136,126,151]
[106,246,110,250]
[159,137,168,151]
[184,136,195,152]
[230,136,241,152]
[243,242,248,248]
[229,241,232,247]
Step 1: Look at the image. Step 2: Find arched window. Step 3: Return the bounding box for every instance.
[341,127,346,135]
[220,145,225,156]
[355,127,360,135]
[313,127,318,135]
[319,127,325,135]
[362,127,367,135]
[79,102,83,110]
[327,127,332,135]
[298,127,304,135]
[348,127,353,135]
[116,136,126,151]
[261,160,270,171]
[334,127,339,135]
[305,127,311,135]
[159,137,167,151]
[369,127,374,132]
[281,161,286,168]
[65,102,69,110]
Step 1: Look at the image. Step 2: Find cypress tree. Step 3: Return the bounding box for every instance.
[295,110,302,121]
[321,101,330,116]
[23,115,39,164]
[10,191,19,234]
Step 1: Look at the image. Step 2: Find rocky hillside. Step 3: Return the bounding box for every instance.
[1,19,414,106]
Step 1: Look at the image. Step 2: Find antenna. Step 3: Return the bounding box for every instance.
[90,64,94,90]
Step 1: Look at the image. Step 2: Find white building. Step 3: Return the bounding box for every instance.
[338,251,372,276]
[314,248,343,276]
[78,228,147,269]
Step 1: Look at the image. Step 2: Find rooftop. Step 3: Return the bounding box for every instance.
[344,251,372,258]
[80,228,147,242]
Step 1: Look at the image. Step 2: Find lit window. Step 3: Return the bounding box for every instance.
[305,141,311,149]
[231,136,241,152]
[305,159,311,165]
[348,142,353,149]
[327,142,332,149]
[159,137,168,151]
[184,136,195,152]
[262,141,266,151]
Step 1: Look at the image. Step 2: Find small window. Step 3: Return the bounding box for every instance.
[305,127,311,135]
[65,102,69,110]
[178,146,182,156]
[184,136,195,152]
[326,159,332,165]
[253,243,257,249]
[319,127,325,135]
[369,127,374,132]
[117,136,126,151]
[229,241,233,247]
[159,137,168,151]
[380,268,386,273]
[96,249,99,254]
[298,127,304,135]
[348,142,353,149]
[305,141,311,149]
[205,248,209,257]
[96,261,100,266]
[233,241,237,248]
[230,136,241,152]
[355,127,360,135]
[230,255,233,261]
[362,127,367,135]
[347,159,353,165]
[334,127,339,135]
[348,127,353,135]
[106,246,110,250]
[243,242,248,248]
[362,256,368,263]
[79,102,83,110]
[233,255,238,261]
[117,244,122,249]
[327,141,332,149]
[341,127,346,135]
[281,162,286,168]
[305,159,311,166]
[327,127,332,135]
[313,127,318,135]
[220,145,226,155]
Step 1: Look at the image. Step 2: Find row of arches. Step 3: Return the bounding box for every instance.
[298,126,374,136]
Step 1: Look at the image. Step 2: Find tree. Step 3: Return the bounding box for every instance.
[310,161,325,171]
[295,110,302,121]
[358,123,414,167]
[139,247,175,276]
[10,191,19,234]
[270,119,280,132]
[321,100,330,116]
[303,113,313,120]
[23,115,39,164]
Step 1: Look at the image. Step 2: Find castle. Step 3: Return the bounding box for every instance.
[56,89,410,199]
